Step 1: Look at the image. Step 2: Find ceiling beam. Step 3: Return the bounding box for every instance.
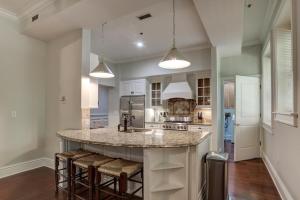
[193,0,244,57]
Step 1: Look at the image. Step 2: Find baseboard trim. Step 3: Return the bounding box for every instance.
[0,157,55,179]
[262,152,294,200]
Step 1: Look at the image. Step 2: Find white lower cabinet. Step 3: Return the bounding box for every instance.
[145,123,162,129]
[188,125,212,132]
[143,137,210,200]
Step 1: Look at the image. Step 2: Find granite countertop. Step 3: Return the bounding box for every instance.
[57,128,211,148]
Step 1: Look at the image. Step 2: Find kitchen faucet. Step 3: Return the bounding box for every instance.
[118,113,135,132]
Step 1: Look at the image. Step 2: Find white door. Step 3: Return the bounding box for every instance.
[234,75,260,161]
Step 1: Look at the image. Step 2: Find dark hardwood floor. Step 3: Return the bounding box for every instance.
[0,159,281,200]
[224,140,234,161]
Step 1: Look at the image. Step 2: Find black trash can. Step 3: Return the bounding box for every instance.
[206,152,229,200]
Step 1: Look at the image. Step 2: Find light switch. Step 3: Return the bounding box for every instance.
[11,111,17,118]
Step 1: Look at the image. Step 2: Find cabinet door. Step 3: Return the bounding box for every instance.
[133,80,146,95]
[120,79,146,96]
[120,81,131,96]
[197,77,211,106]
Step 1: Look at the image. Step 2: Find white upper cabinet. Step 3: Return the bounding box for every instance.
[120,79,146,96]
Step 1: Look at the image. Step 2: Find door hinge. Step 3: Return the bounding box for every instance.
[259,141,262,146]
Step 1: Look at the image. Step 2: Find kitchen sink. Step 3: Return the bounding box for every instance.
[125,128,151,133]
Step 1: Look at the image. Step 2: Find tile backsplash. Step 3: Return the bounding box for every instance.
[81,108,90,129]
[193,107,212,124]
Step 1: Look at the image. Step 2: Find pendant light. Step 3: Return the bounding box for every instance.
[158,0,191,69]
[89,23,115,78]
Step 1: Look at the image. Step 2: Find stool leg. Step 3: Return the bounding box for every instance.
[79,168,83,181]
[114,177,117,193]
[119,172,128,196]
[95,171,101,200]
[88,166,95,200]
[141,169,144,199]
[71,163,76,200]
[54,154,59,194]
[67,158,72,200]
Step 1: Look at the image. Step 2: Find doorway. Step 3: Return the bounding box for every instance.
[223,81,235,161]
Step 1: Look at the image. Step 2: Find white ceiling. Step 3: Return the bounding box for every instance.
[0,0,278,60]
[243,0,272,46]
[194,0,244,57]
[91,0,209,63]
[0,0,41,16]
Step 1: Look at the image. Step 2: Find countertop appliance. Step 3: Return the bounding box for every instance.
[120,95,145,128]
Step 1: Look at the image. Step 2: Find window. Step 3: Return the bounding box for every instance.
[271,0,297,126]
[262,42,272,127]
[197,78,210,106]
[151,82,161,106]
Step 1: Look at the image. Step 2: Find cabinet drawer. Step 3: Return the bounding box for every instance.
[145,123,161,129]
[188,125,211,132]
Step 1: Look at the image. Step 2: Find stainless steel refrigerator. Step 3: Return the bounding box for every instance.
[120,95,145,128]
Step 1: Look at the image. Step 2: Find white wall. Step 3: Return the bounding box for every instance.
[211,47,222,152]
[261,2,300,199]
[117,48,211,80]
[44,30,82,158]
[0,16,47,166]
[221,45,261,77]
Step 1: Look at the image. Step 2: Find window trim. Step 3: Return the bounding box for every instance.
[262,39,272,128]
[270,0,298,127]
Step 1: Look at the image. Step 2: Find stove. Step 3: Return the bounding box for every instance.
[162,121,189,131]
[161,115,192,131]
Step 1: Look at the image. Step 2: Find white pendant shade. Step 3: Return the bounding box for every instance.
[159,47,191,69]
[158,0,191,69]
[89,58,115,78]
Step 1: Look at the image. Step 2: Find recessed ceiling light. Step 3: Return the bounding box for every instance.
[136,41,144,48]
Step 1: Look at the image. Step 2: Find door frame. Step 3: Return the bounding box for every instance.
[220,76,236,153]
[221,75,262,161]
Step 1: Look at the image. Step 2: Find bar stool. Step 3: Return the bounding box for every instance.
[96,158,143,199]
[55,149,93,200]
[71,154,114,200]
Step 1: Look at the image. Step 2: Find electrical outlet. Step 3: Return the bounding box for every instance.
[11,111,17,118]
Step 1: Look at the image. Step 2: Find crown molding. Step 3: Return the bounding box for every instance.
[0,8,18,20]
[242,39,262,47]
[112,43,211,64]
[19,0,56,20]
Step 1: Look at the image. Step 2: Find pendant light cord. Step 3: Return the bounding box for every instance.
[101,22,107,58]
[172,0,176,48]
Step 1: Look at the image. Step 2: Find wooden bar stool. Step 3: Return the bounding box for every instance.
[96,159,143,199]
[71,154,114,200]
[55,149,93,200]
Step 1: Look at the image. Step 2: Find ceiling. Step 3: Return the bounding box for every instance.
[0,0,278,60]
[91,0,209,63]
[243,0,273,46]
[0,0,42,16]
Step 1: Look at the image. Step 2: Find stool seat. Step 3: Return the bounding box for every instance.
[73,154,114,168]
[56,150,92,160]
[98,159,142,177]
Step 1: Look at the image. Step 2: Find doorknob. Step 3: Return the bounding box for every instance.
[235,123,240,126]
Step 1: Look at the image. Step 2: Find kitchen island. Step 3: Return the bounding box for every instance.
[57,128,211,200]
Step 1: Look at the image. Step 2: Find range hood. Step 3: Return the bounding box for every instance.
[162,74,193,100]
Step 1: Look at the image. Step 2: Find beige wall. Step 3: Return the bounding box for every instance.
[0,16,47,166]
[261,1,300,199]
[221,45,261,77]
[44,30,82,158]
[117,48,211,80]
